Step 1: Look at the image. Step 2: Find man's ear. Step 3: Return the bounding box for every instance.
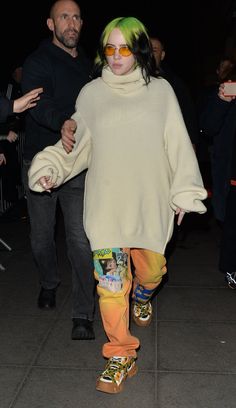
[47,18,54,32]
[161,50,166,61]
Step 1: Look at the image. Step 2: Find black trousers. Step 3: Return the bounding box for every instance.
[23,161,95,320]
[219,187,236,273]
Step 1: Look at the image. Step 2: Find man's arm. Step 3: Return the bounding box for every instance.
[22,56,70,131]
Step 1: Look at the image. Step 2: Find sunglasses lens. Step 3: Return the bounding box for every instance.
[104,46,115,56]
[119,47,132,56]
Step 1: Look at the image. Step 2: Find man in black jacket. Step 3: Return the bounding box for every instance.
[22,0,95,340]
[150,36,199,149]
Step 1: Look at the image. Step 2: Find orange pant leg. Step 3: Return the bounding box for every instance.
[93,248,139,358]
[131,249,167,302]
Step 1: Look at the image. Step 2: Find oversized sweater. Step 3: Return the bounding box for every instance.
[29,67,207,254]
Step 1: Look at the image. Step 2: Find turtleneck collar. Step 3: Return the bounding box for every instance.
[101,66,146,93]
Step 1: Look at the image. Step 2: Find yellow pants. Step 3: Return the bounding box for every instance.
[93,248,167,358]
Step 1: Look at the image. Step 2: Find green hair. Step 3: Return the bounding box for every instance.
[101,17,147,49]
[92,17,156,84]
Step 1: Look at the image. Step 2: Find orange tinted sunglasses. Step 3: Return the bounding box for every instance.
[104,45,132,57]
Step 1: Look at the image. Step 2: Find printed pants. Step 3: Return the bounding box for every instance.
[93,248,167,358]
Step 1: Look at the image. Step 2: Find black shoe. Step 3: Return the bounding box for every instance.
[38,287,56,309]
[71,318,95,340]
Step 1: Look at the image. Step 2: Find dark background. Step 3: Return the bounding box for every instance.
[1,0,235,96]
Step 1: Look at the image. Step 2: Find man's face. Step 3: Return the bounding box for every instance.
[150,38,165,67]
[47,0,83,50]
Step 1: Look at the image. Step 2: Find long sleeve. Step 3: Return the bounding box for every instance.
[165,88,207,213]
[28,114,92,191]
[199,91,233,137]
[0,97,14,123]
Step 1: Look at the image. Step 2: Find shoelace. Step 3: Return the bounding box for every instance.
[226,272,236,284]
[134,301,151,318]
[101,357,132,383]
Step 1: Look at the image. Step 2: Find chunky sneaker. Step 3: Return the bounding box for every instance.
[96,356,137,394]
[225,272,236,289]
[131,300,152,327]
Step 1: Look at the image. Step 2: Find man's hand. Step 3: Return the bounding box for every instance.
[61,119,77,153]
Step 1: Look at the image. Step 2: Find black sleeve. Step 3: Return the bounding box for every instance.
[21,55,69,131]
[199,91,233,137]
[0,97,14,123]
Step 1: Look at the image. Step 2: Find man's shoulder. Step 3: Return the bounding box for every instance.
[23,39,53,66]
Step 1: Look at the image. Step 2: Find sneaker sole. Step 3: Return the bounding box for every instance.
[96,363,138,394]
[132,314,152,327]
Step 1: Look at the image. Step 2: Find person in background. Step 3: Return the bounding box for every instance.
[196,55,236,196]
[21,0,95,340]
[0,89,43,123]
[200,61,236,289]
[0,86,42,177]
[150,35,207,247]
[28,17,207,394]
[0,65,25,202]
[150,35,199,150]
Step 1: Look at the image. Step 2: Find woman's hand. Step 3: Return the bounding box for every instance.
[38,176,57,192]
[175,208,185,226]
[61,119,77,153]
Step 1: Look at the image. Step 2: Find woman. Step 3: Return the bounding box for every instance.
[28,17,207,394]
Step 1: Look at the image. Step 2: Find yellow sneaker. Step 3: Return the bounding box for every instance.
[96,356,137,394]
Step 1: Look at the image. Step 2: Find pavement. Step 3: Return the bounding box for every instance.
[0,200,235,408]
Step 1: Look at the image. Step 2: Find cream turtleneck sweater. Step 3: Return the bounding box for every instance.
[29,67,207,254]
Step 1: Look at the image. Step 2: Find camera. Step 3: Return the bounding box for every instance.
[223,82,236,97]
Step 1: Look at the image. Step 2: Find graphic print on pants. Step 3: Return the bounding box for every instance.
[93,248,128,292]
